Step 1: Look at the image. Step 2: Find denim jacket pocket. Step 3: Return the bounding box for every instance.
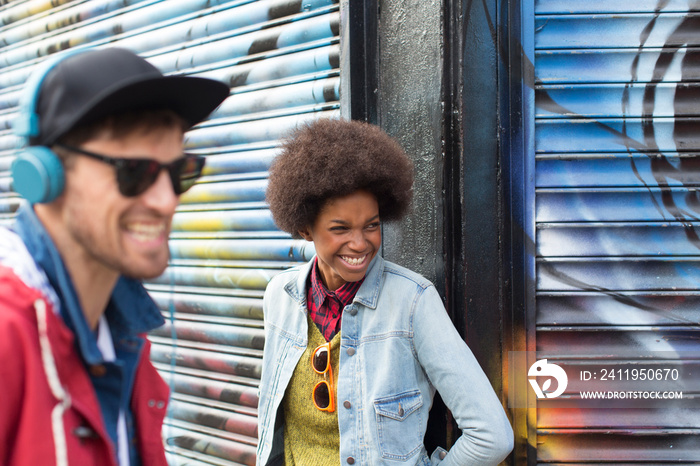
[373,389,424,461]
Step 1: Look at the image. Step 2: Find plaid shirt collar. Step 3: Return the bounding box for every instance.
[307,258,364,341]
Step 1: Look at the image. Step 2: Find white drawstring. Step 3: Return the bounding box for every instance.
[35,298,71,466]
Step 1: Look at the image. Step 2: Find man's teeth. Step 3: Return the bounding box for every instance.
[127,223,165,241]
[342,255,366,266]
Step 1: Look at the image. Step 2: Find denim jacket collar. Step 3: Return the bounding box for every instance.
[12,204,164,365]
[283,254,385,311]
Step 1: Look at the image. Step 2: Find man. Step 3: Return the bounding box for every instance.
[0,48,228,466]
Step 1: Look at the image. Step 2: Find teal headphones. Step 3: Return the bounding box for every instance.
[12,49,85,204]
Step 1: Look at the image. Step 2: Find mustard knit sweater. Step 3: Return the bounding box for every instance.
[283,317,341,465]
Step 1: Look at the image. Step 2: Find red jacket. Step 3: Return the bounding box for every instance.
[0,265,169,466]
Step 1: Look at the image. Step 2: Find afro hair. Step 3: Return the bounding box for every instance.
[266,118,414,237]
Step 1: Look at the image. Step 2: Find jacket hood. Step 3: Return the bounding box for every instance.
[0,225,60,312]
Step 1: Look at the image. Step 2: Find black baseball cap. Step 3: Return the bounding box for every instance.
[30,47,229,145]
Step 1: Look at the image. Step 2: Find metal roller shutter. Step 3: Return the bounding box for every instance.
[0,0,340,464]
[532,0,700,462]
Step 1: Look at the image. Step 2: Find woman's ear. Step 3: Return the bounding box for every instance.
[298,228,313,242]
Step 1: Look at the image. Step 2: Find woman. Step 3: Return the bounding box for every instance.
[257,118,514,465]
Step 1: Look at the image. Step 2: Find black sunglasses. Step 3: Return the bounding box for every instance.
[55,143,205,197]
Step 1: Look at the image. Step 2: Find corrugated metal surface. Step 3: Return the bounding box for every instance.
[0,0,338,464]
[534,0,700,462]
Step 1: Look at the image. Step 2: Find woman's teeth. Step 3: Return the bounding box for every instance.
[342,255,366,266]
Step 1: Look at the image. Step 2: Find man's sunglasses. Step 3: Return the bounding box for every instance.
[55,143,205,197]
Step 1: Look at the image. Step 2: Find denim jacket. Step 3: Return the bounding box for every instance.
[257,255,514,465]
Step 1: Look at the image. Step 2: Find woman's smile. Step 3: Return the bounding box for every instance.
[340,255,368,267]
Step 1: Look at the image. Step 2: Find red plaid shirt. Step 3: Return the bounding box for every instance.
[307,258,364,341]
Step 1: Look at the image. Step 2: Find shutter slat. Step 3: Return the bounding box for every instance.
[537,432,700,462]
[537,327,700,353]
[536,14,696,49]
[536,49,697,84]
[166,239,314,262]
[164,425,257,465]
[151,291,264,320]
[536,0,700,14]
[159,372,259,409]
[0,0,244,66]
[179,180,267,205]
[535,83,700,119]
[537,155,700,188]
[172,209,276,233]
[539,223,700,256]
[538,292,700,325]
[537,189,700,222]
[185,110,339,149]
[215,78,339,119]
[200,44,339,89]
[0,0,158,47]
[148,13,338,72]
[151,321,264,350]
[150,265,281,290]
[540,407,700,428]
[199,149,276,176]
[538,258,700,291]
[150,344,262,379]
[536,118,690,153]
[168,399,258,437]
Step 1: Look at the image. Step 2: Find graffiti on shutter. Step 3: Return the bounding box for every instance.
[532,0,700,461]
